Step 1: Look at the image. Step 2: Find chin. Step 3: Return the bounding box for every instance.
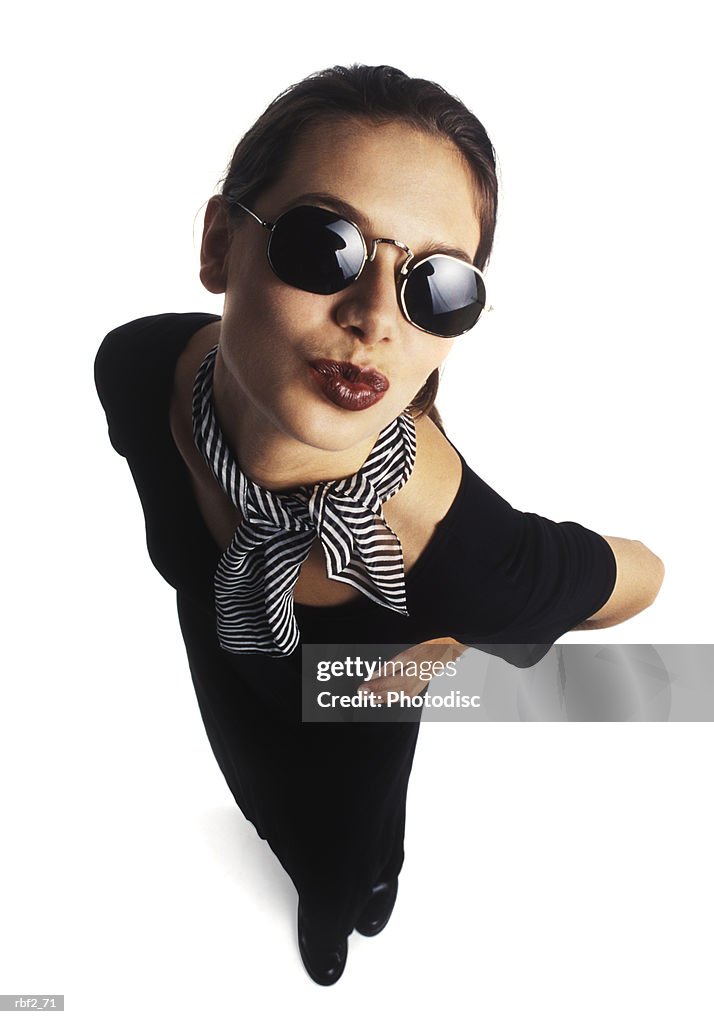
[285,404,389,452]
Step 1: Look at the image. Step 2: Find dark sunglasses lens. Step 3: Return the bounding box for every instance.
[403,257,486,337]
[267,206,365,294]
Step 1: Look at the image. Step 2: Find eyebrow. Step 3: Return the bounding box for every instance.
[275,191,476,264]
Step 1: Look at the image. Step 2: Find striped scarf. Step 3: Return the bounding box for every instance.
[191,345,417,657]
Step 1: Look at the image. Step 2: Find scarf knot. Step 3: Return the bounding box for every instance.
[192,345,417,657]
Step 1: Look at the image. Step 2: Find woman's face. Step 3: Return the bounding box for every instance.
[205,118,481,455]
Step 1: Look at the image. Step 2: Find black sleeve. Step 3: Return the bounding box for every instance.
[447,462,617,664]
[94,323,133,457]
[94,312,220,458]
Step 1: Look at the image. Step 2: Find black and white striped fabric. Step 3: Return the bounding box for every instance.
[191,345,418,657]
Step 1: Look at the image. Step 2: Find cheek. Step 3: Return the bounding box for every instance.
[409,341,452,385]
[223,286,334,395]
[223,266,315,350]
[248,284,331,342]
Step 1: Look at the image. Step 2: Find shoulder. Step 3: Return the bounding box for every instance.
[390,412,463,520]
[391,413,518,534]
[94,311,220,457]
[410,415,518,531]
[414,412,463,503]
[381,413,465,555]
[95,312,219,386]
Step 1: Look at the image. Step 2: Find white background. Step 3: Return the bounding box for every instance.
[2,0,712,1020]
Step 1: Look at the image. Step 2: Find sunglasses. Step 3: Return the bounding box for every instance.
[232,201,491,339]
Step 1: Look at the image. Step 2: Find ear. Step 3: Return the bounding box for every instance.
[199,195,233,294]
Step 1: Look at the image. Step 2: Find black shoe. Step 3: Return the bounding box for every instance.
[355,878,399,937]
[297,903,348,986]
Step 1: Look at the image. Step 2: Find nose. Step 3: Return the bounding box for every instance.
[333,240,409,344]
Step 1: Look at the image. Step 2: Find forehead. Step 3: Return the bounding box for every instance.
[258,118,481,262]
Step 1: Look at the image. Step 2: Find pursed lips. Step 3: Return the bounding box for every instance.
[308,359,390,392]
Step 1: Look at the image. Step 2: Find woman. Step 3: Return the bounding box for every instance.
[94,64,664,985]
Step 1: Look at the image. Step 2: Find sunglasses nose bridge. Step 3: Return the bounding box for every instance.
[366,237,414,270]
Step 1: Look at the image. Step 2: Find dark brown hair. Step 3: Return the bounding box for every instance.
[217,64,499,434]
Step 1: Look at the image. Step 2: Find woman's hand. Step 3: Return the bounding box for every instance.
[357,637,468,704]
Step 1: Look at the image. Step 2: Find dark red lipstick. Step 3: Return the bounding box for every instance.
[308,360,390,411]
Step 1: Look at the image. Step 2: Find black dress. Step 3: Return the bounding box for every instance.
[94,312,617,943]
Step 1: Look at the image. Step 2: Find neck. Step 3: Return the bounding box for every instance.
[212,346,384,492]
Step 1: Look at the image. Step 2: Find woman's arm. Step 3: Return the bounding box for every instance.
[360,537,665,701]
[572,536,665,630]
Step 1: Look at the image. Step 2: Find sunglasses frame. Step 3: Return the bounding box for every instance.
[233,200,492,339]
